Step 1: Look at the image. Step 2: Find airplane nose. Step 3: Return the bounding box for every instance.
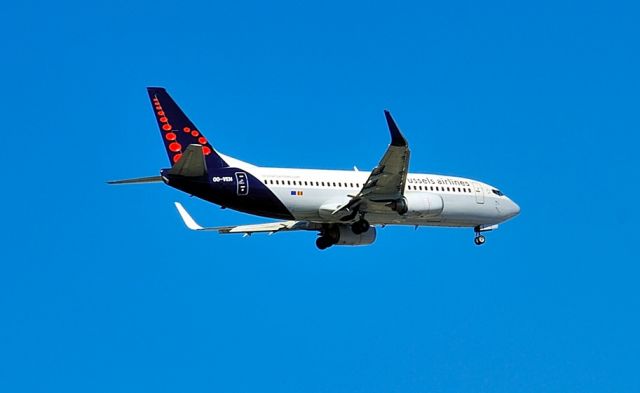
[506,199,520,218]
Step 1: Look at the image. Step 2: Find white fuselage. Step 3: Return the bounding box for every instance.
[254,166,518,228]
[220,154,520,228]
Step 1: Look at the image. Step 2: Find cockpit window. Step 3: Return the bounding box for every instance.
[492,189,504,196]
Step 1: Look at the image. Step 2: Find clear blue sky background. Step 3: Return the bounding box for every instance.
[1,1,638,392]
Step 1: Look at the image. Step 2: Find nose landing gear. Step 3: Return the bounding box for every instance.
[473,225,489,246]
[474,234,486,245]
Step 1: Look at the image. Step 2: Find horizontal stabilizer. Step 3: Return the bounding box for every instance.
[107,175,163,185]
[167,144,207,177]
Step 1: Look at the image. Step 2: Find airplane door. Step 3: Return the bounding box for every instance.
[473,182,485,204]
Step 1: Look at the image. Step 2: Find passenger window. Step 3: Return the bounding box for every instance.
[316,181,319,186]
[338,182,342,187]
[322,182,325,186]
[287,180,291,185]
[333,182,336,187]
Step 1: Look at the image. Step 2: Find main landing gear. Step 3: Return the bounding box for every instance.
[351,217,370,235]
[473,225,486,246]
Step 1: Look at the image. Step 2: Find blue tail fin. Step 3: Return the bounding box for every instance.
[147,87,227,168]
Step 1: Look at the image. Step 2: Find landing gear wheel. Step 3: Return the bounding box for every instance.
[474,235,486,246]
[316,236,333,250]
[351,219,370,235]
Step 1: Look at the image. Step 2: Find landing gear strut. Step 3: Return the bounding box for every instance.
[351,217,370,235]
[473,225,486,246]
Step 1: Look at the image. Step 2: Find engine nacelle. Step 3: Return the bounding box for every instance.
[325,225,377,246]
[390,193,444,217]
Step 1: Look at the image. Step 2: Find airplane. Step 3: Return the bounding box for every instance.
[109,87,520,249]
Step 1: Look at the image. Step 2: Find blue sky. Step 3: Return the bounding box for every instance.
[1,1,638,392]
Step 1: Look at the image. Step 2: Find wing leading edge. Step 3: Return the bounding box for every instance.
[174,202,320,235]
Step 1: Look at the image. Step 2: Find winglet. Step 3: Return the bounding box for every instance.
[174,202,204,230]
[384,110,408,147]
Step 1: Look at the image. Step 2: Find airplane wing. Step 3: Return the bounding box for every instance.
[334,110,410,218]
[174,202,320,235]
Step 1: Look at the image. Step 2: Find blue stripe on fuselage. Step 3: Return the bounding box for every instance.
[162,168,294,220]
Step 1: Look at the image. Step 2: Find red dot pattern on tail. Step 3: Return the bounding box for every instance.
[152,95,215,163]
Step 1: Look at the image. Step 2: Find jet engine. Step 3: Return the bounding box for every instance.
[389,193,444,217]
[316,224,377,249]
